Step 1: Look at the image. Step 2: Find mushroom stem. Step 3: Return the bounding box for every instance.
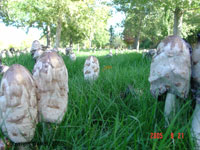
[191,103,200,149]
[164,92,176,126]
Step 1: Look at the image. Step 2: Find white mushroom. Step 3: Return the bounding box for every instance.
[6,51,12,57]
[33,49,44,60]
[0,50,6,59]
[148,35,191,125]
[31,40,42,52]
[69,52,76,61]
[33,51,69,123]
[30,40,43,60]
[191,33,200,148]
[83,56,100,80]
[0,65,9,74]
[0,64,37,143]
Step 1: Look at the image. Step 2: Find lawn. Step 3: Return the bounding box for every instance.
[0,50,195,149]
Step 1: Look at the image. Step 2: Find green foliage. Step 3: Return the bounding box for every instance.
[111,35,126,49]
[92,28,110,48]
[113,0,200,48]
[1,0,111,48]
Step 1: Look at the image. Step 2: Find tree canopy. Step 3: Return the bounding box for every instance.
[1,0,199,50]
[113,0,200,49]
[1,0,111,49]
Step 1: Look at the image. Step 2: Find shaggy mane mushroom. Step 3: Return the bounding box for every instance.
[33,51,69,123]
[31,40,44,60]
[0,64,37,143]
[191,33,200,149]
[83,56,100,81]
[148,35,191,125]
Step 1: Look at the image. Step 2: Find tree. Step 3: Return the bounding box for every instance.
[1,0,111,49]
[156,0,200,36]
[109,25,114,47]
[113,0,200,50]
[114,0,157,50]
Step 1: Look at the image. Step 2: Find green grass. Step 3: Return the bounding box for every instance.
[0,50,196,149]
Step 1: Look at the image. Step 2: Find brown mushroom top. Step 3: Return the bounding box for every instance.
[0,64,37,143]
[86,56,98,63]
[32,51,68,123]
[191,41,200,102]
[31,40,42,51]
[34,51,65,69]
[1,64,35,92]
[157,35,184,52]
[149,35,191,98]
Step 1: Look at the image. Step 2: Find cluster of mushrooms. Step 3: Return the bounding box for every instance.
[0,49,25,59]
[0,40,100,146]
[31,40,77,62]
[1,35,200,147]
[0,43,69,144]
[149,34,200,148]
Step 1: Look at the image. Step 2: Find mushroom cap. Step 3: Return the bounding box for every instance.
[148,35,191,98]
[6,51,12,57]
[0,64,37,143]
[33,51,69,123]
[33,49,44,60]
[191,41,200,99]
[83,56,100,80]
[0,51,6,59]
[0,65,9,74]
[31,40,42,51]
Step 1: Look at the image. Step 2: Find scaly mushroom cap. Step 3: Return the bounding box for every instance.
[148,35,191,98]
[33,51,69,123]
[31,40,42,57]
[0,64,37,143]
[83,56,100,80]
[31,40,42,51]
[191,41,200,101]
[33,49,44,60]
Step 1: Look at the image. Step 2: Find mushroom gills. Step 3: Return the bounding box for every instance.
[164,92,176,126]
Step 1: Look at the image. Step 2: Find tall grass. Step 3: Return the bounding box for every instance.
[0,50,196,149]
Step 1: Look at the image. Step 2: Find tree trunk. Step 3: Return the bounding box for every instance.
[55,17,62,48]
[69,38,73,48]
[173,7,183,37]
[46,25,50,47]
[134,31,140,50]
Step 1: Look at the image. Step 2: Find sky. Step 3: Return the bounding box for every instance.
[0,2,125,49]
[0,22,42,49]
[107,7,125,34]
